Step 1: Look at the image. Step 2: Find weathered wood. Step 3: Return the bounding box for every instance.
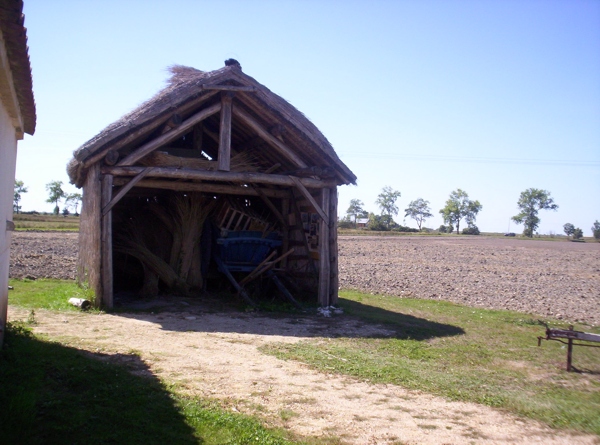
[202,84,257,92]
[318,188,331,307]
[161,113,183,134]
[103,165,337,189]
[328,186,339,305]
[232,107,307,168]
[111,178,290,198]
[102,167,154,216]
[218,93,233,171]
[118,102,221,167]
[101,174,114,309]
[281,198,290,268]
[104,150,120,166]
[253,186,286,226]
[289,176,329,225]
[80,91,219,168]
[78,163,102,307]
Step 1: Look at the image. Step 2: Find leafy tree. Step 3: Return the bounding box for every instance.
[592,220,600,241]
[438,224,453,234]
[572,228,583,240]
[462,225,480,235]
[65,192,82,215]
[404,198,433,231]
[439,189,482,234]
[45,180,66,215]
[13,180,28,213]
[375,186,401,229]
[563,223,575,238]
[346,199,367,227]
[511,188,558,237]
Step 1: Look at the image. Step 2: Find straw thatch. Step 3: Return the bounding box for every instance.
[67,62,355,187]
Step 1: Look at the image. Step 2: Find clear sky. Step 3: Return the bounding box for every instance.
[16,0,600,235]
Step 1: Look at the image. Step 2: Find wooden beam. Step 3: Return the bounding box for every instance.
[101,175,114,309]
[318,188,331,307]
[80,91,219,168]
[118,102,221,166]
[328,186,339,305]
[111,178,290,198]
[253,186,286,226]
[288,176,329,225]
[102,167,154,216]
[232,107,307,168]
[218,93,233,171]
[103,166,337,189]
[193,123,203,151]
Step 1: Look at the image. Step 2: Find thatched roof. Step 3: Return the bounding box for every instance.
[68,61,356,187]
[0,0,36,135]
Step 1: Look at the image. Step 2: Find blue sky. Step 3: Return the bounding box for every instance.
[16,0,600,235]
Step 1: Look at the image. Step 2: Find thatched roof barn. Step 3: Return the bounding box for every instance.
[67,60,356,309]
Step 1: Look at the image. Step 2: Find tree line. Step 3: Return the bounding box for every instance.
[13,180,81,216]
[341,186,600,240]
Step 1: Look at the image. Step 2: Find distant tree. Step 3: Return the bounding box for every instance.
[13,180,28,213]
[375,186,401,229]
[511,188,558,237]
[439,189,482,234]
[563,223,575,238]
[462,225,480,235]
[572,228,583,240]
[592,220,600,241]
[45,180,66,215]
[438,224,453,234]
[404,198,433,231]
[62,207,70,217]
[346,199,367,227]
[65,192,82,215]
[367,212,399,231]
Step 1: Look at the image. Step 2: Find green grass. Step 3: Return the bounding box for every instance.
[262,291,600,436]
[8,279,93,311]
[3,279,334,444]
[0,323,301,445]
[13,213,79,231]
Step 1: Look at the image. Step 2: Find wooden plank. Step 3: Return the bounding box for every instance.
[328,186,339,305]
[289,176,329,225]
[118,102,221,166]
[101,174,114,309]
[281,198,290,268]
[253,186,286,226]
[218,93,233,171]
[102,167,154,216]
[232,107,307,168]
[318,188,331,307]
[103,165,337,189]
[80,91,219,168]
[111,178,289,198]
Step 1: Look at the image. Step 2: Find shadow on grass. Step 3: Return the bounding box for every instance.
[338,298,465,340]
[0,323,198,445]
[112,294,463,342]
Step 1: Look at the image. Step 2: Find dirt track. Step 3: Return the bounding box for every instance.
[9,232,600,326]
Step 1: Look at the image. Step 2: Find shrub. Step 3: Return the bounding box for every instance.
[462,225,480,235]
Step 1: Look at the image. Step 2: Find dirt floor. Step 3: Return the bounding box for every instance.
[7,232,600,444]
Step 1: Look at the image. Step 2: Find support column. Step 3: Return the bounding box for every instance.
[101,174,113,308]
[329,187,339,305]
[318,188,331,306]
[218,92,233,171]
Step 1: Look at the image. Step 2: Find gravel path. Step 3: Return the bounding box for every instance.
[9,232,600,325]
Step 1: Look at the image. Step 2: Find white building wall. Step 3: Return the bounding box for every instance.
[0,99,18,345]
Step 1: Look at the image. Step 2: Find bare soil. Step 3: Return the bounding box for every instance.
[8,232,600,444]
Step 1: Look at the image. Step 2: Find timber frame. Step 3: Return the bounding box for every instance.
[68,60,355,309]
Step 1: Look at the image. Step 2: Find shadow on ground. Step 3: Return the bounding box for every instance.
[112,293,464,341]
[0,323,198,445]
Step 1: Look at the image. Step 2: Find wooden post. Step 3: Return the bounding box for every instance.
[318,188,330,307]
[218,93,233,171]
[567,325,574,372]
[101,174,114,309]
[281,197,290,269]
[329,187,339,305]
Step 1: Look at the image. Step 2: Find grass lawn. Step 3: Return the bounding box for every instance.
[262,291,600,436]
[3,279,321,445]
